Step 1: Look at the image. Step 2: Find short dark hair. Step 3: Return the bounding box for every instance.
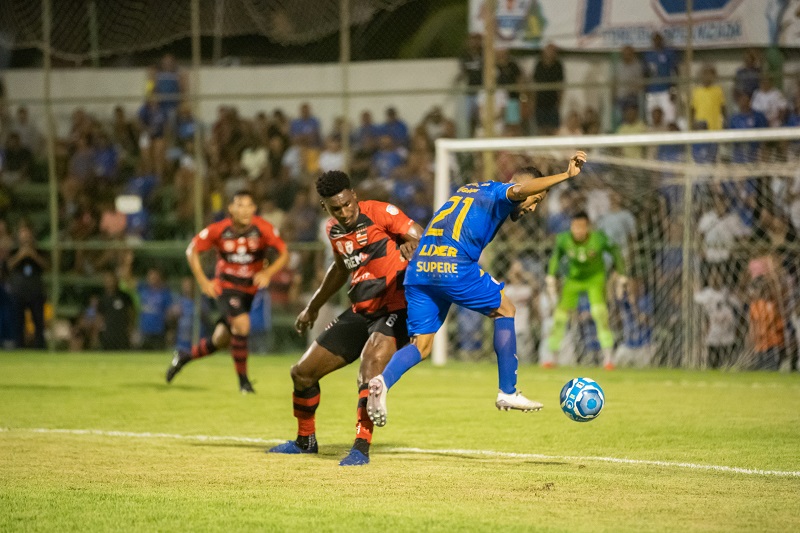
[230,190,253,203]
[572,211,589,221]
[515,165,544,179]
[316,170,351,198]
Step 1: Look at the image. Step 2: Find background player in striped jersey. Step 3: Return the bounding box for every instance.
[165,190,288,393]
[269,171,422,466]
[367,152,587,430]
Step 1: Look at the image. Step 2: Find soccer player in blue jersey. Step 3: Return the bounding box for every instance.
[367,151,588,427]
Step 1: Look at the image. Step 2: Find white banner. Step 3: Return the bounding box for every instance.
[469,0,800,50]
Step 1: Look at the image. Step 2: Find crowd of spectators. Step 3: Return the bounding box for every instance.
[0,42,798,370]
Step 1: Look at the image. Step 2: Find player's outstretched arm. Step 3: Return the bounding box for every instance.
[507,151,586,202]
[295,254,350,334]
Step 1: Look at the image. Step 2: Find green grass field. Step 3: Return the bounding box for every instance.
[1,352,799,532]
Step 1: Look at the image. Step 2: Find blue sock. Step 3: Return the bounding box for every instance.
[382,344,422,390]
[493,317,518,394]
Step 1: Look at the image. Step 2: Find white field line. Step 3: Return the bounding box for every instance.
[2,427,799,478]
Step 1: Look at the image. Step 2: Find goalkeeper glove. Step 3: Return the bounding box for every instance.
[545,275,558,305]
[615,275,629,300]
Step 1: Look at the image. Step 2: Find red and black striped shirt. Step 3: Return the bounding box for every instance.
[327,201,414,316]
[191,216,286,295]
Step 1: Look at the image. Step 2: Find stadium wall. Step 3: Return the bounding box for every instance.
[2,55,771,135]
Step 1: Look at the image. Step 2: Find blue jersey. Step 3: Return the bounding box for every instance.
[137,283,172,335]
[406,181,517,285]
[643,49,678,93]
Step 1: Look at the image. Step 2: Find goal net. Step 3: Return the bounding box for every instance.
[432,128,800,372]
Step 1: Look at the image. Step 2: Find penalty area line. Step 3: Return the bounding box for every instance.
[2,427,799,478]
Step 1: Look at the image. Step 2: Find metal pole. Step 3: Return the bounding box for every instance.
[88,0,100,67]
[213,0,225,65]
[191,0,204,343]
[481,0,496,182]
[431,141,450,366]
[680,0,695,368]
[340,0,351,172]
[42,0,60,351]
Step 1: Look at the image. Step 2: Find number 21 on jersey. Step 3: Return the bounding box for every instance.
[425,195,474,241]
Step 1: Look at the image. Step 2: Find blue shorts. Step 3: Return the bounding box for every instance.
[405,268,505,336]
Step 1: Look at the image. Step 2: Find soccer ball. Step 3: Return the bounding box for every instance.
[559,378,604,422]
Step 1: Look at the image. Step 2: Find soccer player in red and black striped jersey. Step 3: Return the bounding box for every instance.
[268,170,422,466]
[165,190,289,393]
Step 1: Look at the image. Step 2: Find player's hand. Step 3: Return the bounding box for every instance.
[253,270,272,289]
[399,241,418,261]
[567,151,587,178]
[615,275,629,300]
[545,275,558,305]
[295,307,319,335]
[200,278,220,299]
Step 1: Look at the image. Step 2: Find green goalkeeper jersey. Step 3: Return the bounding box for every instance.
[547,230,625,280]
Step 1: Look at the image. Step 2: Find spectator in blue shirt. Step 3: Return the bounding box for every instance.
[138,95,168,178]
[170,277,208,353]
[643,33,679,126]
[149,53,186,120]
[381,107,410,149]
[93,131,119,185]
[353,110,381,151]
[729,92,769,164]
[371,134,406,180]
[137,267,173,350]
[614,277,654,367]
[289,102,322,148]
[734,49,762,99]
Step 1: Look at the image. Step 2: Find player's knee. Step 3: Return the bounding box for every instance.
[290,364,313,389]
[229,315,250,336]
[411,335,434,358]
[589,304,609,325]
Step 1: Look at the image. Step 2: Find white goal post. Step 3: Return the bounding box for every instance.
[431,127,800,366]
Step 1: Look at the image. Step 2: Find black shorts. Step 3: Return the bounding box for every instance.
[316,308,409,364]
[217,289,255,319]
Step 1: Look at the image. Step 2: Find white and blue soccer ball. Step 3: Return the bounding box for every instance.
[559,378,604,422]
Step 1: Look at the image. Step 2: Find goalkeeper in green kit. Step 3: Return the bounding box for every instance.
[546,211,627,369]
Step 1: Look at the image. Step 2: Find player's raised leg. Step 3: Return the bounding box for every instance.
[269,342,348,454]
[340,327,403,466]
[367,284,446,427]
[166,320,230,383]
[489,293,544,413]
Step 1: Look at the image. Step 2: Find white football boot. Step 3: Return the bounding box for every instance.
[495,391,544,412]
[366,375,389,427]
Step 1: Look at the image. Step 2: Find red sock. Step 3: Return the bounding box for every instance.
[293,384,321,437]
[230,334,248,376]
[356,384,373,444]
[191,337,216,359]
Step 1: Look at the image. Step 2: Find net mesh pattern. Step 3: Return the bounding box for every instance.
[444,142,800,371]
[0,0,417,61]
